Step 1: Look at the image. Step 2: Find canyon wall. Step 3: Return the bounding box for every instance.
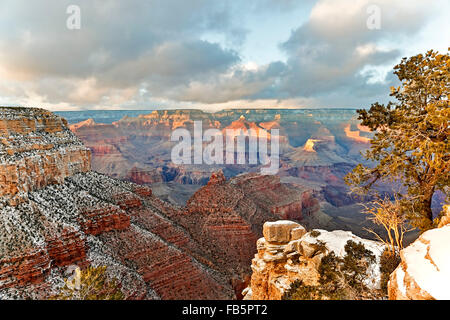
[68,109,372,187]
[178,172,320,276]
[0,108,91,206]
[67,109,387,241]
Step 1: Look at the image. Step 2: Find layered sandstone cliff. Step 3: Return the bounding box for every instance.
[112,170,320,299]
[388,205,450,300]
[177,172,320,281]
[0,107,90,206]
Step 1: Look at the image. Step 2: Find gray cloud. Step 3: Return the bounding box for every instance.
[274,0,435,105]
[0,0,446,110]
[0,0,246,106]
[169,61,287,103]
[0,0,240,77]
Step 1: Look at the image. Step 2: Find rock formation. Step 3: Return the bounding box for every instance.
[244,220,385,300]
[164,171,320,296]
[388,205,450,300]
[66,108,387,240]
[0,107,91,206]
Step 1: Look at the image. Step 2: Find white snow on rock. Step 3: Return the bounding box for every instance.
[395,266,407,297]
[301,229,386,290]
[400,225,450,300]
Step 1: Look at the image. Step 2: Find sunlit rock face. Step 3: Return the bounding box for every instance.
[66,109,378,236]
[344,124,371,144]
[0,107,91,206]
[388,207,450,300]
[302,139,321,152]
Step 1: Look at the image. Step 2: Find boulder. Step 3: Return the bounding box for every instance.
[388,225,450,300]
[263,220,301,244]
[256,237,266,251]
[298,240,318,258]
[290,226,307,240]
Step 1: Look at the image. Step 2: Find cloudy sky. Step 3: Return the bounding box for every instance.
[0,0,448,111]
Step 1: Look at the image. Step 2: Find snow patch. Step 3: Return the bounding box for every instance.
[395,266,407,297]
[301,229,386,290]
[402,226,450,299]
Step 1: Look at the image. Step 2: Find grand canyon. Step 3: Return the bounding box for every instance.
[0,1,448,304]
[2,106,447,300]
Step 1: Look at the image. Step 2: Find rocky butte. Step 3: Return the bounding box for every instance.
[67,108,373,187]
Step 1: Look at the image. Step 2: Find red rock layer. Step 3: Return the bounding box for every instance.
[0,108,91,205]
[271,201,303,220]
[80,205,130,236]
[101,226,230,299]
[0,249,51,289]
[125,167,162,185]
[45,229,88,268]
[113,192,143,210]
[202,213,259,271]
[132,185,153,198]
[72,171,234,299]
[0,228,89,290]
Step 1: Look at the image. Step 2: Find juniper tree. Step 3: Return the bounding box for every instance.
[345,49,449,231]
